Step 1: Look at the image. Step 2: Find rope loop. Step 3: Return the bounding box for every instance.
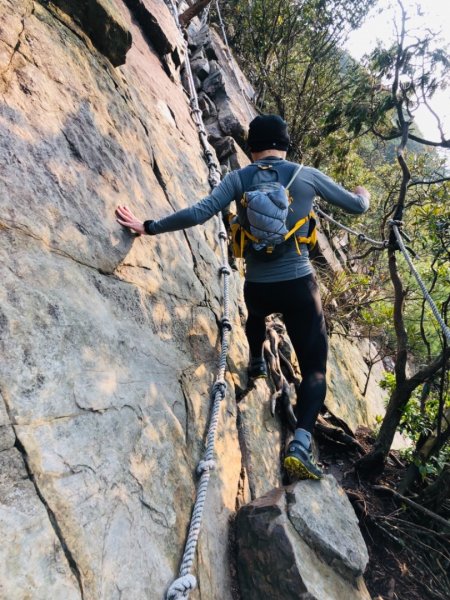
[211,379,227,400]
[219,265,231,275]
[166,575,197,600]
[220,317,233,332]
[196,459,216,476]
[218,231,228,241]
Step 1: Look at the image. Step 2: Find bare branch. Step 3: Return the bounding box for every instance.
[408,177,450,187]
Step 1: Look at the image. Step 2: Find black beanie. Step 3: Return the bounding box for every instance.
[247,114,290,152]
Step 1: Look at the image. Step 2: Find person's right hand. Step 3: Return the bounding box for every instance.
[353,186,371,200]
[116,205,145,235]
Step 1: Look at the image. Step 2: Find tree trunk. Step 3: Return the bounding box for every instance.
[356,382,413,476]
[356,345,449,478]
[399,408,450,493]
[179,0,213,27]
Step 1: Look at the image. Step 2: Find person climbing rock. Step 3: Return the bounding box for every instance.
[116,114,370,481]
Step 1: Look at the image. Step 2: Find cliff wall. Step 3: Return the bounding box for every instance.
[0,2,386,598]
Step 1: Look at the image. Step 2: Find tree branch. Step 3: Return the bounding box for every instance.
[372,485,450,531]
[179,0,212,27]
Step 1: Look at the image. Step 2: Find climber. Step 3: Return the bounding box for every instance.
[116,114,370,481]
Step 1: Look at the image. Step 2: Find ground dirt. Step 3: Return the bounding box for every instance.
[317,423,449,600]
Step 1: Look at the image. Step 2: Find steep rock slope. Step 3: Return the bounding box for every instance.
[1,1,246,598]
[1,1,385,598]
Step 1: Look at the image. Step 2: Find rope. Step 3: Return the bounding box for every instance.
[215,0,254,119]
[313,203,387,249]
[165,2,233,598]
[389,221,450,344]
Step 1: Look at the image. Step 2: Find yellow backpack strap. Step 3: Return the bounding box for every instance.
[243,229,259,243]
[240,228,245,259]
[284,214,310,240]
[283,211,317,253]
[296,211,317,246]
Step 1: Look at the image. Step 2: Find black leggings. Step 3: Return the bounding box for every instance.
[244,274,328,432]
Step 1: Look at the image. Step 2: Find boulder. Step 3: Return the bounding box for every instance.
[202,69,225,99]
[213,135,236,161]
[198,92,218,119]
[216,96,247,145]
[191,55,210,80]
[236,480,371,600]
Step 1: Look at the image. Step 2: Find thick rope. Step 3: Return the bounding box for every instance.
[165,2,233,598]
[389,221,450,344]
[313,203,387,248]
[215,0,254,119]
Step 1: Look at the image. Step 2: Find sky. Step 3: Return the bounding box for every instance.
[345,0,449,144]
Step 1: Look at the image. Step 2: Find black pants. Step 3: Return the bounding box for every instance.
[244,274,328,432]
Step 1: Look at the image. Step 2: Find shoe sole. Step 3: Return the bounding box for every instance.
[284,456,322,481]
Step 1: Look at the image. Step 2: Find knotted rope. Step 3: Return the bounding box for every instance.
[313,203,387,248]
[165,1,233,598]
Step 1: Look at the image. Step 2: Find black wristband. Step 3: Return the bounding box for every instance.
[143,220,156,235]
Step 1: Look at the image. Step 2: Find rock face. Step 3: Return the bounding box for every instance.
[51,0,132,66]
[236,479,371,600]
[0,1,385,598]
[1,1,245,597]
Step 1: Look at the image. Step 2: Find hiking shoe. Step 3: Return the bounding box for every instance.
[284,440,323,480]
[247,358,268,380]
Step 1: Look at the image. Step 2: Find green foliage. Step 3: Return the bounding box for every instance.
[379,371,396,393]
[380,372,450,478]
[217,0,377,161]
[220,0,450,476]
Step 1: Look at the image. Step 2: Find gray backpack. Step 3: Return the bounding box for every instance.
[232,164,304,258]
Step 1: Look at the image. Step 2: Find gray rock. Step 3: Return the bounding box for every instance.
[0,394,15,452]
[206,119,225,143]
[188,22,210,52]
[213,135,236,161]
[191,55,210,81]
[204,43,218,62]
[198,92,217,119]
[0,448,82,599]
[217,99,246,142]
[287,476,369,579]
[229,151,245,171]
[202,69,225,98]
[236,484,371,600]
[208,59,221,74]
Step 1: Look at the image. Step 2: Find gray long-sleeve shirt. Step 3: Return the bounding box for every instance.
[147,157,369,282]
